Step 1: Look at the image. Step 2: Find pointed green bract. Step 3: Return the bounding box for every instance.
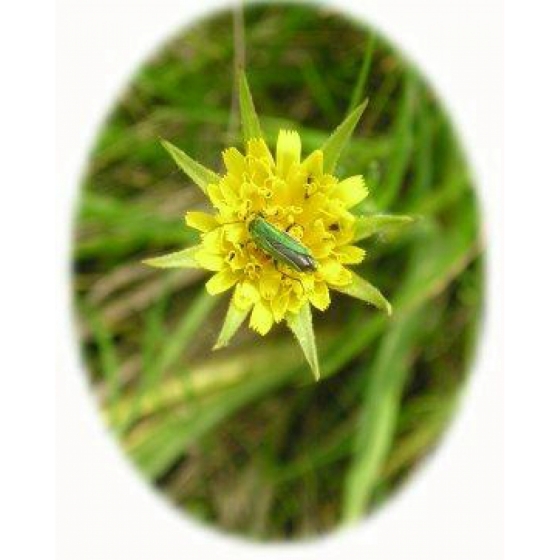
[143,246,201,269]
[286,302,320,381]
[214,298,250,349]
[161,139,220,194]
[334,272,392,315]
[238,71,263,142]
[354,214,414,242]
[321,98,368,173]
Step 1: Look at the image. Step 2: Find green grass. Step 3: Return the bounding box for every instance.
[73,3,483,541]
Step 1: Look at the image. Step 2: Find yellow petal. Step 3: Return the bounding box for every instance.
[247,138,274,166]
[276,130,301,177]
[287,293,304,314]
[248,157,271,185]
[201,228,224,251]
[225,249,245,271]
[301,273,315,292]
[271,293,290,322]
[308,281,330,311]
[302,149,323,177]
[319,260,353,286]
[336,245,366,264]
[219,179,239,206]
[223,223,246,244]
[205,269,238,295]
[311,240,335,259]
[259,270,282,300]
[331,175,368,208]
[249,300,274,335]
[207,183,224,207]
[185,211,217,232]
[305,192,329,218]
[233,281,260,310]
[222,147,246,177]
[194,249,224,271]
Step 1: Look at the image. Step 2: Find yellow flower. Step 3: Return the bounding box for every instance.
[186,131,368,335]
[145,72,411,379]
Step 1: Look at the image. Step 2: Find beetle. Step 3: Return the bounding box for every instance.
[248,215,317,273]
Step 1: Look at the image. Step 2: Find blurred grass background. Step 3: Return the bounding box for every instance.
[73,2,483,540]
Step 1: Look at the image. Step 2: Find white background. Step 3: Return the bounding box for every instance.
[55,0,503,558]
[55,1,503,558]
[8,0,559,558]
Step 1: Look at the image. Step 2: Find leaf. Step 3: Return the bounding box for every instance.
[321,98,368,174]
[286,302,320,381]
[115,330,303,429]
[161,139,220,194]
[143,246,201,269]
[82,303,121,428]
[213,298,250,349]
[342,309,423,522]
[333,272,392,315]
[348,35,375,114]
[156,288,218,375]
[77,191,194,260]
[376,72,416,210]
[238,70,263,142]
[128,231,480,477]
[129,365,292,478]
[354,214,415,242]
[87,307,120,404]
[124,282,172,430]
[300,58,338,121]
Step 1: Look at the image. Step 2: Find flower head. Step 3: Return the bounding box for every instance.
[187,131,368,335]
[145,72,411,379]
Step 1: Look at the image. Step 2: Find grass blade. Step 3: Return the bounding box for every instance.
[348,35,375,114]
[125,227,479,477]
[342,309,423,522]
[130,367,292,478]
[156,288,219,376]
[377,72,416,210]
[125,281,171,429]
[83,305,121,425]
[301,57,338,121]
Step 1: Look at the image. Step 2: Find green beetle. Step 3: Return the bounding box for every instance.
[248,215,317,273]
